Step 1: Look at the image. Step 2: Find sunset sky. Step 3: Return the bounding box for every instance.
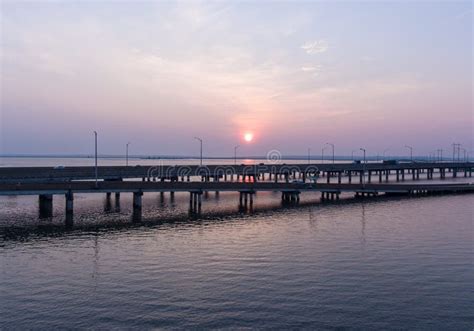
[1,1,472,157]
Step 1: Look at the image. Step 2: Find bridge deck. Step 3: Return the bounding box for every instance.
[0,181,472,195]
[0,162,472,182]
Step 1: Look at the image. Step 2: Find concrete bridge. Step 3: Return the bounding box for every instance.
[0,181,472,223]
[0,162,472,183]
[1,161,472,224]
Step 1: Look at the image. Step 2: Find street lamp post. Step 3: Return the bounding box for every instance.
[437,149,443,162]
[326,143,335,164]
[194,137,203,166]
[452,143,461,161]
[405,145,413,162]
[360,148,366,187]
[234,145,240,165]
[94,131,98,187]
[126,142,131,166]
[360,148,366,164]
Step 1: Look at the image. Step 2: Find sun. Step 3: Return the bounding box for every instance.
[244,132,254,142]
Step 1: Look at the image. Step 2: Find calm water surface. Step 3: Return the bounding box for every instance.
[0,158,473,329]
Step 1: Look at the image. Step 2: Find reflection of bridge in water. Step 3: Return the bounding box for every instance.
[0,162,472,223]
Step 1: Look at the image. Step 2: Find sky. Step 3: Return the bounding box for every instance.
[0,0,472,157]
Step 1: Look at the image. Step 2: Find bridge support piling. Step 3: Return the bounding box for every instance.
[338,172,342,184]
[348,172,352,183]
[65,191,74,216]
[132,191,143,221]
[39,194,53,218]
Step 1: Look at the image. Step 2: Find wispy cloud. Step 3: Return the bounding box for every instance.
[453,8,472,20]
[301,40,328,54]
[301,64,322,76]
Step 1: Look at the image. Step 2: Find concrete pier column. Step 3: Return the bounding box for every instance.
[401,169,405,181]
[378,171,382,183]
[396,170,400,182]
[198,193,202,210]
[327,172,331,184]
[338,172,342,184]
[249,193,253,206]
[385,170,389,182]
[368,171,372,183]
[412,170,416,180]
[348,172,352,183]
[133,191,143,221]
[359,171,363,184]
[416,169,420,180]
[39,194,53,218]
[65,191,74,216]
[104,193,112,212]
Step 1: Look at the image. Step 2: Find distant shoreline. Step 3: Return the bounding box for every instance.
[0,154,463,162]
